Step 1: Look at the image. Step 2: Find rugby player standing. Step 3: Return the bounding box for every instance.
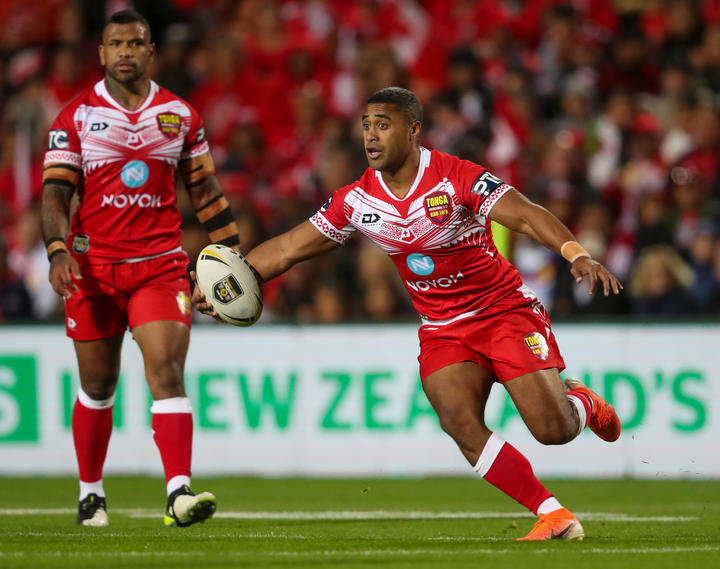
[194,87,623,540]
[41,10,240,527]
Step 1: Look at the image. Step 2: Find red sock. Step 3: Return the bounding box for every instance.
[73,398,113,482]
[151,400,193,482]
[475,433,552,515]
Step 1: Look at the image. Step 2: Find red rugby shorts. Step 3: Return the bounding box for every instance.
[64,252,192,340]
[417,299,565,382]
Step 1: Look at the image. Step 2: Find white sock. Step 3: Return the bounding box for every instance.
[150,397,193,414]
[566,394,588,438]
[473,432,506,476]
[79,479,105,500]
[77,387,115,409]
[536,497,563,515]
[167,475,191,496]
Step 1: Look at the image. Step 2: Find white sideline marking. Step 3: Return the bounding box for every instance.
[0,509,698,522]
[1,546,718,557]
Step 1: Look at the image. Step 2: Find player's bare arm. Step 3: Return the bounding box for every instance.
[179,140,240,251]
[191,220,339,316]
[246,220,340,282]
[40,181,82,297]
[489,188,622,296]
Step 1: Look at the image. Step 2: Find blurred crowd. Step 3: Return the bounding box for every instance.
[2,0,720,324]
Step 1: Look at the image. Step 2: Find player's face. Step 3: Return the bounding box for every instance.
[362,103,418,172]
[99,22,154,84]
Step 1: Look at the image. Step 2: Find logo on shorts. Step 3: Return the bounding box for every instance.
[121,160,149,188]
[213,275,243,304]
[157,112,181,139]
[72,234,90,254]
[406,253,434,276]
[424,190,452,224]
[67,317,77,329]
[176,291,191,317]
[524,332,549,360]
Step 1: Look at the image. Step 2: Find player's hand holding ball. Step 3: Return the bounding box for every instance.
[192,244,263,326]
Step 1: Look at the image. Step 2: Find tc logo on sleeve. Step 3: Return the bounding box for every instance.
[471,171,504,199]
[48,129,69,150]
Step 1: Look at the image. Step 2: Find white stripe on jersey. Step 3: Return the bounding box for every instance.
[73,102,192,175]
[346,178,489,255]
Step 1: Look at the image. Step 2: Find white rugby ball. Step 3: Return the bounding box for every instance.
[196,244,262,326]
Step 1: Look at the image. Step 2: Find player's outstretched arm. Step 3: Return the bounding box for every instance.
[246,220,341,283]
[488,188,623,296]
[190,220,340,318]
[40,181,82,297]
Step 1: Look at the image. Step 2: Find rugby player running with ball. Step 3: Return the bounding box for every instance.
[194,87,623,540]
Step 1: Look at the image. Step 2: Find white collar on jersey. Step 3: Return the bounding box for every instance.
[374,146,431,202]
[94,79,159,114]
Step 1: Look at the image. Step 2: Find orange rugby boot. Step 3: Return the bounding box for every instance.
[564,377,622,442]
[518,507,584,541]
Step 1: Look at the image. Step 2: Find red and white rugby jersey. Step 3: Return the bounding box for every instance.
[310,148,533,325]
[43,79,213,263]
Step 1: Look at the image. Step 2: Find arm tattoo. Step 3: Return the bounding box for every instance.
[41,182,74,242]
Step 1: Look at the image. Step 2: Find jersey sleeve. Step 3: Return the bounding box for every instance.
[455,158,514,217]
[42,108,82,188]
[309,186,356,244]
[179,105,215,187]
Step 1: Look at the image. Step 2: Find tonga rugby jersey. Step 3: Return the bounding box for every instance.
[43,79,213,263]
[310,147,533,325]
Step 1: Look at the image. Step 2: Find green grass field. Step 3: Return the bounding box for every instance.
[1,477,718,568]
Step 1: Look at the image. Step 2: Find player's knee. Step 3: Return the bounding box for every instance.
[80,376,117,401]
[146,360,185,397]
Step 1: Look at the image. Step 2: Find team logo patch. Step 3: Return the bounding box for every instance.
[176,291,191,318]
[156,112,181,139]
[424,191,452,224]
[213,275,244,304]
[524,332,549,360]
[72,234,90,254]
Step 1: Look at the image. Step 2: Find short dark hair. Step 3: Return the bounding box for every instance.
[367,87,423,125]
[104,10,152,40]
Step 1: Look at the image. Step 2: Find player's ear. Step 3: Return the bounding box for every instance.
[410,120,421,141]
[149,42,156,58]
[99,44,105,66]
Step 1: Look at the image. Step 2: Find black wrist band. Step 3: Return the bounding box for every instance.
[45,237,65,247]
[48,249,69,261]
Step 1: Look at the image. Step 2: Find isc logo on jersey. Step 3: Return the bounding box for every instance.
[121,160,149,188]
[405,253,464,292]
[101,160,160,208]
